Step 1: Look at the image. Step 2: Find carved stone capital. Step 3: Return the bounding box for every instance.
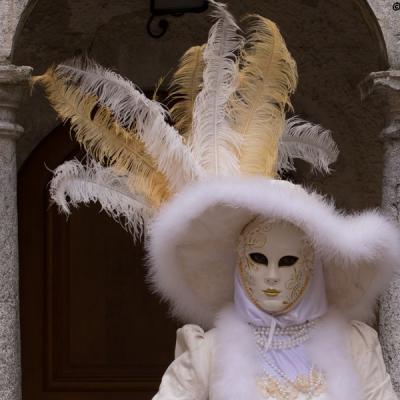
[360,70,400,141]
[0,64,32,141]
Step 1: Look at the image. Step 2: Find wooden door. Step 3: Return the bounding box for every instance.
[18,124,179,400]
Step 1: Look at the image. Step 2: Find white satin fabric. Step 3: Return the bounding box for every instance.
[234,258,328,380]
[153,319,397,400]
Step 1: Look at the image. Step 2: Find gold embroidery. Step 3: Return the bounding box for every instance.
[257,369,326,400]
[285,237,314,309]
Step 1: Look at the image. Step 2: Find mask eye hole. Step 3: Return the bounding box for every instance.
[249,252,268,265]
[278,255,299,267]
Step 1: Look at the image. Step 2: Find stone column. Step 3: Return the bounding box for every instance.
[0,64,31,400]
[360,70,400,395]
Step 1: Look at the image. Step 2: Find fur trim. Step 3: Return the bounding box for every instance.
[306,310,362,400]
[212,306,362,400]
[212,305,263,400]
[147,177,400,327]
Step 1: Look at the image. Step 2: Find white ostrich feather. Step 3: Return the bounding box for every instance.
[191,0,244,176]
[278,116,339,174]
[50,159,154,240]
[53,58,203,191]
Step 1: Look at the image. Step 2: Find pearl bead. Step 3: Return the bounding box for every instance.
[250,319,320,351]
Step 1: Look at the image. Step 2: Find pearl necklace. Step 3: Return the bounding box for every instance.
[251,321,325,400]
[251,320,316,350]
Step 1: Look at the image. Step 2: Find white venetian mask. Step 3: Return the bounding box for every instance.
[237,217,315,315]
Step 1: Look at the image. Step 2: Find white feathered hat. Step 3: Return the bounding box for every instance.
[148,178,399,327]
[35,1,399,328]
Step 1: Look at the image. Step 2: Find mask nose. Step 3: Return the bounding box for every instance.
[264,263,280,285]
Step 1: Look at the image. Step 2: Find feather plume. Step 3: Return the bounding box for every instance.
[278,116,339,174]
[229,15,298,177]
[35,70,170,207]
[191,1,244,176]
[47,57,203,190]
[50,159,154,240]
[168,45,205,140]
[152,75,166,101]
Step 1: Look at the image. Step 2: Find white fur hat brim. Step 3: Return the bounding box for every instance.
[147,177,400,328]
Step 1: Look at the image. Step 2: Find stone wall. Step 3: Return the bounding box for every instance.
[1,0,400,399]
[0,0,31,62]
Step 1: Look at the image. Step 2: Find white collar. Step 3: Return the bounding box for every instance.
[212,305,362,400]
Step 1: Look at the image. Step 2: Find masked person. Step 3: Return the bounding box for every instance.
[148,180,398,400]
[34,1,399,399]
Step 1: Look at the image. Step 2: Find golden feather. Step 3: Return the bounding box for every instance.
[33,69,171,207]
[152,75,166,101]
[229,16,298,177]
[168,45,205,140]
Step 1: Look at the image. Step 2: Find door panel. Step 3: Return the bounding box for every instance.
[18,124,179,400]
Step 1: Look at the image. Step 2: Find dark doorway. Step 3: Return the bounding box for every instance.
[18,124,179,400]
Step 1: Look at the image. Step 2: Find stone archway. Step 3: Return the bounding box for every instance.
[0,0,37,63]
[365,0,400,68]
[1,1,400,399]
[12,0,390,210]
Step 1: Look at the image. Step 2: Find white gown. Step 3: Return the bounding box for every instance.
[153,320,397,400]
